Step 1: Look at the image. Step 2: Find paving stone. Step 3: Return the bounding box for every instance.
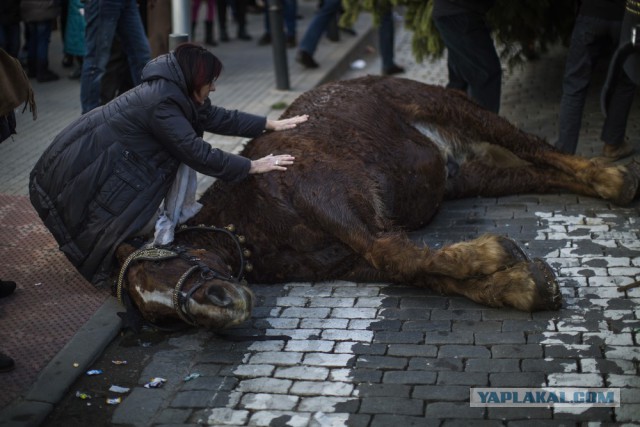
[285,339,335,353]
[290,380,354,397]
[299,318,348,329]
[580,358,636,374]
[332,307,378,319]
[373,330,424,344]
[247,410,311,427]
[170,390,232,408]
[154,408,191,424]
[233,364,275,378]
[489,372,546,387]
[356,383,412,398]
[521,358,578,373]
[431,309,483,321]
[360,397,424,415]
[487,407,552,420]
[112,388,169,425]
[436,371,489,386]
[553,406,614,421]
[465,358,520,373]
[248,351,303,366]
[240,393,299,410]
[439,345,491,359]
[425,402,485,419]
[345,342,387,355]
[370,414,440,427]
[615,404,640,422]
[412,385,470,401]
[544,344,602,358]
[382,370,437,384]
[303,352,356,367]
[274,366,329,381]
[378,307,432,320]
[527,332,581,345]
[452,320,503,332]
[355,355,407,370]
[492,344,543,358]
[297,396,359,412]
[547,373,605,387]
[386,344,438,357]
[237,378,292,394]
[424,330,474,344]
[321,329,374,342]
[409,358,464,371]
[205,408,249,426]
[474,332,525,345]
[403,319,452,331]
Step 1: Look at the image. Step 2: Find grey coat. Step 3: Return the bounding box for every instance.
[29,52,266,286]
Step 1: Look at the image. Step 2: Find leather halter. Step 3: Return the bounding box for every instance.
[116,224,249,326]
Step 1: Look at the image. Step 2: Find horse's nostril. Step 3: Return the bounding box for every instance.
[207,286,232,307]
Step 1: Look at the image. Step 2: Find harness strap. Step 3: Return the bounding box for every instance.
[116,247,179,305]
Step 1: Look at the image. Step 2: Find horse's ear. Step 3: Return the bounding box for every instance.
[115,243,137,264]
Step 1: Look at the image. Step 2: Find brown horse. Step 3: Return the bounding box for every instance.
[115,76,640,330]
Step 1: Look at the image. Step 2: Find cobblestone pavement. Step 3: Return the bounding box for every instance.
[5,9,640,427]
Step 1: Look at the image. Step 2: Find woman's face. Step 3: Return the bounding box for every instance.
[193,81,215,105]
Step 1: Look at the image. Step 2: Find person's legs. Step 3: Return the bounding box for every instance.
[298,0,341,56]
[0,23,21,58]
[556,16,616,154]
[283,0,297,39]
[601,67,636,159]
[117,0,151,86]
[217,0,229,41]
[378,8,403,75]
[81,0,120,113]
[435,13,501,113]
[0,280,16,373]
[34,20,58,82]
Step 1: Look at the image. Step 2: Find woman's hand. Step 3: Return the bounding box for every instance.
[249,153,296,174]
[266,114,309,131]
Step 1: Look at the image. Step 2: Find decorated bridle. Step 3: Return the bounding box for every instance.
[116,224,252,326]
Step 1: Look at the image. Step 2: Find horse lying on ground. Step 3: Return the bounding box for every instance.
[115,75,640,330]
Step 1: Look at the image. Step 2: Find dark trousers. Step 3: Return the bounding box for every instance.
[434,12,502,113]
[556,15,629,153]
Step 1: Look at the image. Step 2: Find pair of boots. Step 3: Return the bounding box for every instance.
[0,280,16,372]
[192,21,218,46]
[27,61,59,83]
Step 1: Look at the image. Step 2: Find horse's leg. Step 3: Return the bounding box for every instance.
[344,231,560,311]
[393,83,640,205]
[433,135,638,205]
[425,258,562,311]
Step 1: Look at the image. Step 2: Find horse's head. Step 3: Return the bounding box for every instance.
[115,243,254,330]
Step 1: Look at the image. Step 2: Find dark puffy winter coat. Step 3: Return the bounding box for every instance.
[29,52,266,286]
[20,0,60,23]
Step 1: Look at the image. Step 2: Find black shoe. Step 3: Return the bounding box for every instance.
[286,35,297,48]
[0,280,16,298]
[258,33,271,45]
[220,29,230,42]
[0,352,15,372]
[62,54,73,68]
[238,30,252,41]
[296,51,319,69]
[69,66,82,79]
[37,69,59,83]
[383,64,405,76]
[602,140,634,161]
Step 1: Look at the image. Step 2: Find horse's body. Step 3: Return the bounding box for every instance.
[116,76,639,329]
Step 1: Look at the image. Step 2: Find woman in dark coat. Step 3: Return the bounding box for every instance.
[29,43,308,286]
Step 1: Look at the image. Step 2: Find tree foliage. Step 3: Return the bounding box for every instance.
[340,0,577,66]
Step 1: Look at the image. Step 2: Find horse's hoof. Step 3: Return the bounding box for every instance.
[529,258,562,311]
[498,236,530,265]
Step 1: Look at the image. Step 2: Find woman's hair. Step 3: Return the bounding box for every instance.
[174,42,223,96]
